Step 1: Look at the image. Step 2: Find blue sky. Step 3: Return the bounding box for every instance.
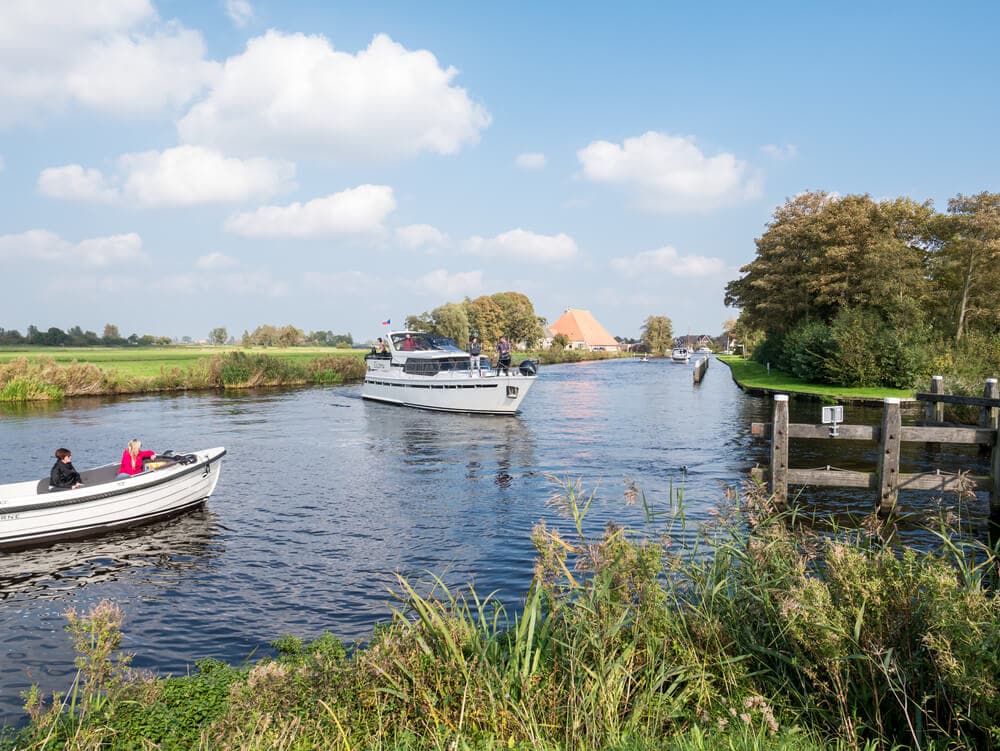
[1,0,998,342]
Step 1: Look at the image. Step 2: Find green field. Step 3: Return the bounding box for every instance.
[0,346,366,378]
[717,355,915,401]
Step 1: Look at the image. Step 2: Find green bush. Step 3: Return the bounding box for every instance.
[781,320,836,381]
[306,355,366,384]
[0,376,64,401]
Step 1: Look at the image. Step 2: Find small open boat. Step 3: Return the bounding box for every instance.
[0,448,226,551]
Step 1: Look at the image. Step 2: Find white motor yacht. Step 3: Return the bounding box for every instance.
[362,331,538,414]
[670,347,691,363]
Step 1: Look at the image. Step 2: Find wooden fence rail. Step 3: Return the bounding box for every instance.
[751,378,1000,515]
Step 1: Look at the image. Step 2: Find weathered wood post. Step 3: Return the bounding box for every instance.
[693,356,709,384]
[770,394,789,505]
[925,375,945,423]
[989,379,1000,514]
[877,397,902,514]
[980,378,999,430]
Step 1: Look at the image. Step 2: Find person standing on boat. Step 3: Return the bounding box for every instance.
[50,448,83,490]
[469,336,482,376]
[375,337,389,356]
[496,336,512,375]
[117,438,157,478]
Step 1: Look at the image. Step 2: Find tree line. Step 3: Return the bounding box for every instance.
[404,292,545,349]
[724,191,1000,387]
[0,323,354,348]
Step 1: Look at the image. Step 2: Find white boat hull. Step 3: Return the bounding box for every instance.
[0,447,226,551]
[362,370,535,414]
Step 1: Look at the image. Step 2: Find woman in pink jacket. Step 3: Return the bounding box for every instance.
[117,438,157,478]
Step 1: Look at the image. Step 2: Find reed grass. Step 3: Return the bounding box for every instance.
[5,479,999,750]
[0,352,367,401]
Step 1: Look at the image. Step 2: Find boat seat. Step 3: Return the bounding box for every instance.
[35,479,51,494]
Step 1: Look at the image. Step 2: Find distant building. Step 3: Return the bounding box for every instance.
[545,308,622,351]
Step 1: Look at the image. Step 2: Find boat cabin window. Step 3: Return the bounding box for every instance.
[402,357,472,375]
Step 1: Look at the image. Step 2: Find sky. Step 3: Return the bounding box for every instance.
[1,0,998,343]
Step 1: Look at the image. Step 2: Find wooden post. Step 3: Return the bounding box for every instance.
[925,375,944,423]
[693,356,709,384]
[877,398,902,514]
[989,380,1000,514]
[980,378,999,430]
[770,394,789,505]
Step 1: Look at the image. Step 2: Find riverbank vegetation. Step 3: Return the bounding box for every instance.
[4,479,998,750]
[718,355,914,401]
[0,350,368,401]
[725,191,1000,392]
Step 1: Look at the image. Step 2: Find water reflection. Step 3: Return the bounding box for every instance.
[0,509,222,602]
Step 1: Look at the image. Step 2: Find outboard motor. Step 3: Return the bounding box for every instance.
[518,359,538,376]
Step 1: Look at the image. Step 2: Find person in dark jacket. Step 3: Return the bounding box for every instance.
[469,336,482,376]
[50,447,83,490]
[496,336,512,375]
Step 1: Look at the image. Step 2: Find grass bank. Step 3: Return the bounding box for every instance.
[718,355,915,402]
[0,346,628,401]
[3,480,997,750]
[0,350,367,401]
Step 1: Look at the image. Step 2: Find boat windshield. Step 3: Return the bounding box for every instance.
[429,337,463,351]
[392,333,434,351]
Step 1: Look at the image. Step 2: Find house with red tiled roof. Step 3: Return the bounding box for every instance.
[544,308,621,351]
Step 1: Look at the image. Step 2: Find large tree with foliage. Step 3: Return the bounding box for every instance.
[930,192,1000,342]
[641,315,673,355]
[490,292,544,348]
[465,296,505,348]
[209,327,228,345]
[431,303,470,345]
[725,192,934,336]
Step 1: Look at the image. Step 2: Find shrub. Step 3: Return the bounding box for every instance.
[0,376,63,401]
[306,355,366,384]
[781,320,836,381]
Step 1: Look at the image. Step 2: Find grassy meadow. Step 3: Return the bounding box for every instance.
[0,346,366,379]
[717,355,915,401]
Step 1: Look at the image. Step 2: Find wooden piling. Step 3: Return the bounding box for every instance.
[990,379,1000,514]
[877,398,902,514]
[981,378,999,430]
[693,356,709,384]
[770,395,789,505]
[926,375,944,423]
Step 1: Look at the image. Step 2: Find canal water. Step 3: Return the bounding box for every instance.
[0,359,992,726]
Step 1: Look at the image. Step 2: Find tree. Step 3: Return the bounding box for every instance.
[404,314,433,332]
[551,333,569,349]
[209,327,228,345]
[641,315,673,355]
[276,325,304,347]
[465,296,505,348]
[490,292,544,348]
[431,302,469,345]
[102,324,121,343]
[931,192,1000,342]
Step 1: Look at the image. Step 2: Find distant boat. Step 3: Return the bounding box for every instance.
[362,331,538,414]
[631,353,649,362]
[696,346,712,355]
[0,448,226,551]
[671,347,690,363]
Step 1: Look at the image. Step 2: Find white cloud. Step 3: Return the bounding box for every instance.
[761,143,798,160]
[154,270,287,297]
[465,228,578,264]
[178,31,490,160]
[39,146,293,206]
[226,0,254,27]
[610,246,728,278]
[409,269,483,298]
[0,0,218,122]
[577,131,762,213]
[303,270,376,294]
[0,229,144,267]
[119,145,294,206]
[195,252,239,270]
[515,152,546,169]
[225,184,396,238]
[396,224,449,250]
[38,164,118,202]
